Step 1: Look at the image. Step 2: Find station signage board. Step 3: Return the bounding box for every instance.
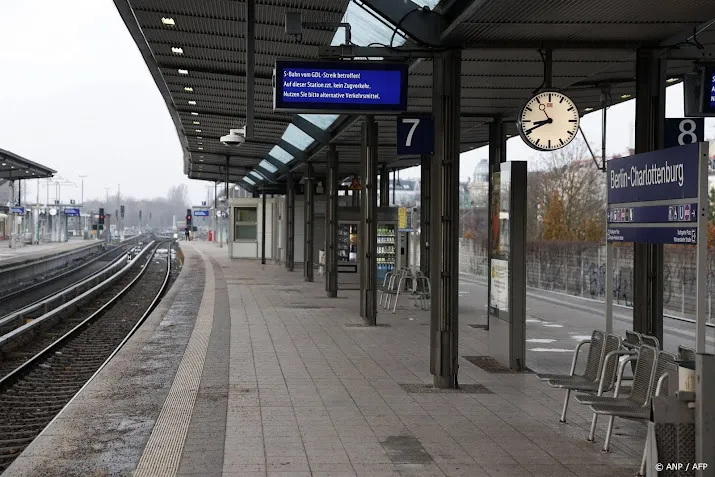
[10,207,24,215]
[63,208,80,216]
[273,60,408,114]
[606,142,708,245]
[193,209,210,217]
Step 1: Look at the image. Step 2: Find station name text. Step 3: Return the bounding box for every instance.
[610,161,684,190]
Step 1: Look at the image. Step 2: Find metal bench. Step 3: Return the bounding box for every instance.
[588,347,676,454]
[409,272,431,311]
[546,334,622,424]
[536,330,607,423]
[377,270,395,306]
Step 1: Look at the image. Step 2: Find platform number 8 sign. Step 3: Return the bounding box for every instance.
[664,118,704,149]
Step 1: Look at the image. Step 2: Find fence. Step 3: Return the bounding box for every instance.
[459,240,715,322]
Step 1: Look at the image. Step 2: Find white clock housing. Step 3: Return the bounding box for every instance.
[517,90,580,151]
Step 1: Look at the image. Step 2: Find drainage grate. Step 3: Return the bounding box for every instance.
[400,383,493,394]
[463,355,533,374]
[344,323,392,328]
[468,324,488,330]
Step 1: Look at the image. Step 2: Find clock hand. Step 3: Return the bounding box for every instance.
[539,103,550,119]
[525,118,552,134]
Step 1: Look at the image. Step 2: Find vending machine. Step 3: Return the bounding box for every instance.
[376,222,397,283]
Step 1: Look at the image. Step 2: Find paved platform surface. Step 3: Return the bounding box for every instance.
[5,242,649,477]
[0,238,99,268]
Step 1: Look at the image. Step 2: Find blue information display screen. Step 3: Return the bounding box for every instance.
[10,207,24,215]
[64,208,80,216]
[274,61,408,113]
[704,65,715,115]
[193,209,209,217]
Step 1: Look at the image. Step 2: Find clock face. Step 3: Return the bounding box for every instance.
[517,91,580,151]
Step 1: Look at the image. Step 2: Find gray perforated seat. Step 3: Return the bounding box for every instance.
[547,334,621,394]
[536,330,609,423]
[588,348,676,453]
[537,330,605,382]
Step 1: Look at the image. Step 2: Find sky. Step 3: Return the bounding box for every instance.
[1,0,713,205]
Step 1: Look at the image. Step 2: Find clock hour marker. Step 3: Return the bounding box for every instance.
[535,138,540,146]
[559,138,564,146]
[567,107,574,111]
[535,97,541,104]
[568,119,577,122]
[548,93,552,102]
[525,107,532,112]
[559,97,564,103]
[548,139,551,148]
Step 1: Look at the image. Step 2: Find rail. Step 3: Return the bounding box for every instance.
[0,234,145,304]
[0,241,157,350]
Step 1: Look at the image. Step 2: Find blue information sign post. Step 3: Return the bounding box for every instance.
[193,209,209,217]
[608,143,713,465]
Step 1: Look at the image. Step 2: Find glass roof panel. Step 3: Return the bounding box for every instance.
[283,124,314,151]
[258,160,278,173]
[244,177,256,186]
[331,0,409,48]
[299,114,339,130]
[412,0,440,8]
[250,171,265,181]
[268,145,293,164]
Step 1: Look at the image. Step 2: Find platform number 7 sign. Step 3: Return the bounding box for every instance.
[397,116,434,156]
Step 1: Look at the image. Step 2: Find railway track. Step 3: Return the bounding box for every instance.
[0,235,147,312]
[0,240,176,473]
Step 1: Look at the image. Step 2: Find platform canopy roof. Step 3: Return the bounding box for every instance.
[0,148,56,181]
[113,0,715,194]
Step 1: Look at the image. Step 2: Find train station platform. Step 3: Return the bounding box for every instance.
[0,238,100,269]
[5,241,646,477]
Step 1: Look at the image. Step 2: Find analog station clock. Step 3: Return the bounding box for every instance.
[517,90,580,151]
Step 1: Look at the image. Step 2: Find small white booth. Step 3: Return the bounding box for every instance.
[228,197,281,260]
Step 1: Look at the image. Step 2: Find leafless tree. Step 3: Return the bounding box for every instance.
[530,138,606,238]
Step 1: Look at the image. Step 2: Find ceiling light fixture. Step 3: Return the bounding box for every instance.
[193,121,200,125]
[666,77,679,84]
[184,87,193,92]
[196,136,202,139]
[584,107,594,112]
[620,94,632,99]
[198,147,204,150]
[178,69,189,75]
[195,129,202,133]
[171,47,184,55]
[191,112,199,116]
[161,17,175,26]
[188,100,196,105]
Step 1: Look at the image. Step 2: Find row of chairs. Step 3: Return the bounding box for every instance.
[377,268,431,313]
[537,330,695,476]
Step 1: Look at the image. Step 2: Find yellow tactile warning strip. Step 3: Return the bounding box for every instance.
[134,244,215,477]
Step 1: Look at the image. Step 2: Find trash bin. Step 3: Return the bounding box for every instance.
[208,230,213,241]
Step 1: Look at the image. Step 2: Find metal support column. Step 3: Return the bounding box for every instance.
[420,155,431,277]
[380,164,389,207]
[430,49,461,389]
[360,116,379,324]
[633,48,666,347]
[261,189,267,265]
[486,117,507,331]
[326,145,339,297]
[286,173,295,271]
[304,163,315,282]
